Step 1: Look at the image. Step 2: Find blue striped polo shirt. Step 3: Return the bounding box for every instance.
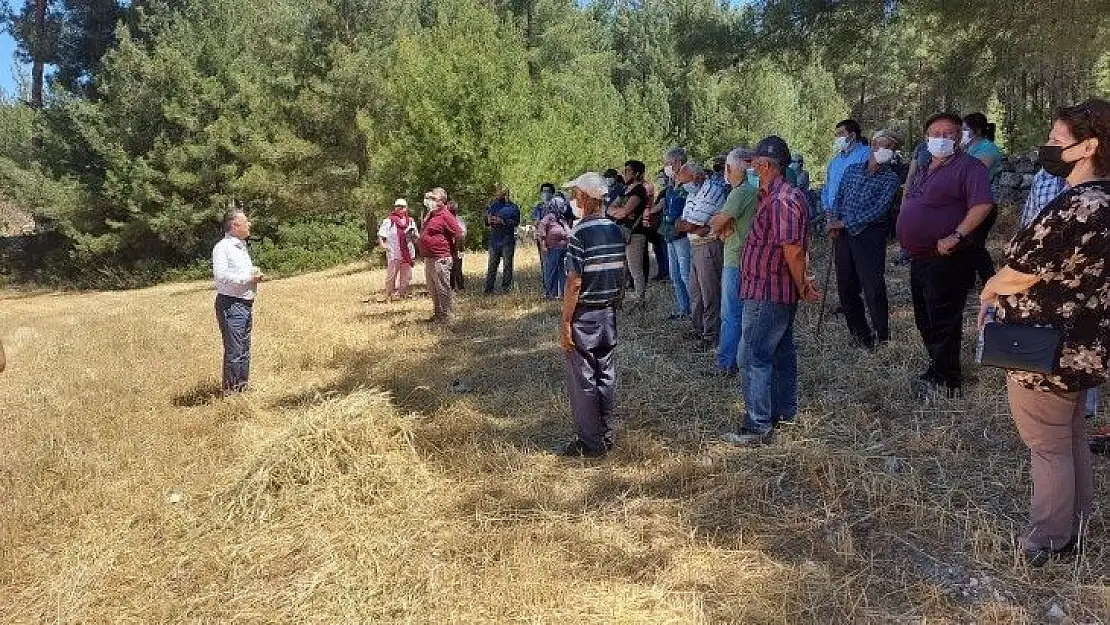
[565,216,626,307]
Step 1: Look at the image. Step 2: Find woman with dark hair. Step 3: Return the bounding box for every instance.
[607,159,650,302]
[963,112,1003,183]
[978,98,1110,567]
[963,112,1003,285]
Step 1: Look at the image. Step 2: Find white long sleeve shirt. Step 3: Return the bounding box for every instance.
[212,235,257,300]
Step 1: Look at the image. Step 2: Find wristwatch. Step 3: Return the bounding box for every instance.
[952,231,966,241]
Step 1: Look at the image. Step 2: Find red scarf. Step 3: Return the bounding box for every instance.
[389,209,414,266]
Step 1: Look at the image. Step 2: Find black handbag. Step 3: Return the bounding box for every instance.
[979,322,1062,375]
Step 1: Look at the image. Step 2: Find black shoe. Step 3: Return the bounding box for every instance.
[1025,538,1081,568]
[695,338,718,351]
[652,274,670,282]
[560,439,607,458]
[1091,434,1110,455]
[702,367,738,378]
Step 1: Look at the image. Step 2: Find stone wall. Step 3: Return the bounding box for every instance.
[994,155,1039,207]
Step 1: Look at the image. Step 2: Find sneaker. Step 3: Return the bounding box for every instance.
[721,427,774,446]
[560,439,607,459]
[775,414,798,427]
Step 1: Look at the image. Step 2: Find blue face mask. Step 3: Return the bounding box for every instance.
[746,168,759,189]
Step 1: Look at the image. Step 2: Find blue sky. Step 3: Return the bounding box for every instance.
[0,31,24,97]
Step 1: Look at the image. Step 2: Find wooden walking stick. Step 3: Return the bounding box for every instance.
[814,238,835,341]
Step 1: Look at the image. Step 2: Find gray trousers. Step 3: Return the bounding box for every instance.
[689,239,724,342]
[216,294,253,394]
[564,307,617,453]
[425,257,455,322]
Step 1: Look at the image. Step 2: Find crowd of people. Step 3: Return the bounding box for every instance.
[206,99,1109,569]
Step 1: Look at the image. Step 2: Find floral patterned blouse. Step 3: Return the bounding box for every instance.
[998,180,1110,392]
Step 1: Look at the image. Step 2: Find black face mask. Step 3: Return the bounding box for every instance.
[1038,140,1083,178]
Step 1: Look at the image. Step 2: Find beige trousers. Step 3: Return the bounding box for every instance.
[1006,377,1094,551]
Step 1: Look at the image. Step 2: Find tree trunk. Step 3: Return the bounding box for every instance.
[31,0,47,150]
[31,0,46,109]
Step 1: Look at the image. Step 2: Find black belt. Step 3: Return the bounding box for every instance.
[575,302,613,311]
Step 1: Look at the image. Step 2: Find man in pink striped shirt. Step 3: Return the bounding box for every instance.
[724,136,822,446]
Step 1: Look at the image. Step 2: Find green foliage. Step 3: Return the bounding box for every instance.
[250,218,367,276]
[0,0,1106,287]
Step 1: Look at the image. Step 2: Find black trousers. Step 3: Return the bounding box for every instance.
[971,206,997,286]
[835,221,890,345]
[909,248,975,389]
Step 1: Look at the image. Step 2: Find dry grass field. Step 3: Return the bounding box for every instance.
[1,238,1108,623]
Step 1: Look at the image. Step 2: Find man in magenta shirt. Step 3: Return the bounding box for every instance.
[896,112,994,397]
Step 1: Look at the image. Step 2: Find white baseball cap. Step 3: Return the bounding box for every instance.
[563,172,608,200]
[393,198,408,207]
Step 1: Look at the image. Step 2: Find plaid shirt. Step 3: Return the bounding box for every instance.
[829,162,899,235]
[740,176,810,304]
[1020,168,1069,228]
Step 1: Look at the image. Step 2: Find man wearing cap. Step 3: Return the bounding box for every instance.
[826,130,904,349]
[418,187,465,324]
[559,172,627,458]
[376,198,419,302]
[484,186,521,294]
[724,136,821,445]
[896,112,993,397]
[708,147,758,375]
[676,162,728,348]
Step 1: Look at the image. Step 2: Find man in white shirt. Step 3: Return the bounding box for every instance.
[376,199,418,301]
[213,210,264,395]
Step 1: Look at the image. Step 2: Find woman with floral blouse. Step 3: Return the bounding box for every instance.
[979,99,1110,567]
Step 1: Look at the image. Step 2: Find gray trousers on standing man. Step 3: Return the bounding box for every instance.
[689,238,724,343]
[564,306,617,454]
[216,294,253,394]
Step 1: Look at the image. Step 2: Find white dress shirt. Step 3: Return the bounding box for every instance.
[212,235,257,300]
[377,217,418,262]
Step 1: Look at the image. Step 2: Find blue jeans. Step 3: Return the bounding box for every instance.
[1088,387,1102,416]
[544,247,567,298]
[718,266,743,371]
[485,238,516,293]
[666,236,692,315]
[740,299,798,434]
[216,295,253,393]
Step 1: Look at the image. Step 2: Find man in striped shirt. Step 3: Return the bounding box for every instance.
[724,136,822,446]
[559,172,627,458]
[677,163,728,346]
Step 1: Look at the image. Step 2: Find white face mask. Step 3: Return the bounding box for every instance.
[423,198,438,211]
[927,137,956,158]
[961,129,973,146]
[682,182,698,194]
[873,148,894,164]
[664,165,675,179]
[570,199,584,219]
[833,136,850,152]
